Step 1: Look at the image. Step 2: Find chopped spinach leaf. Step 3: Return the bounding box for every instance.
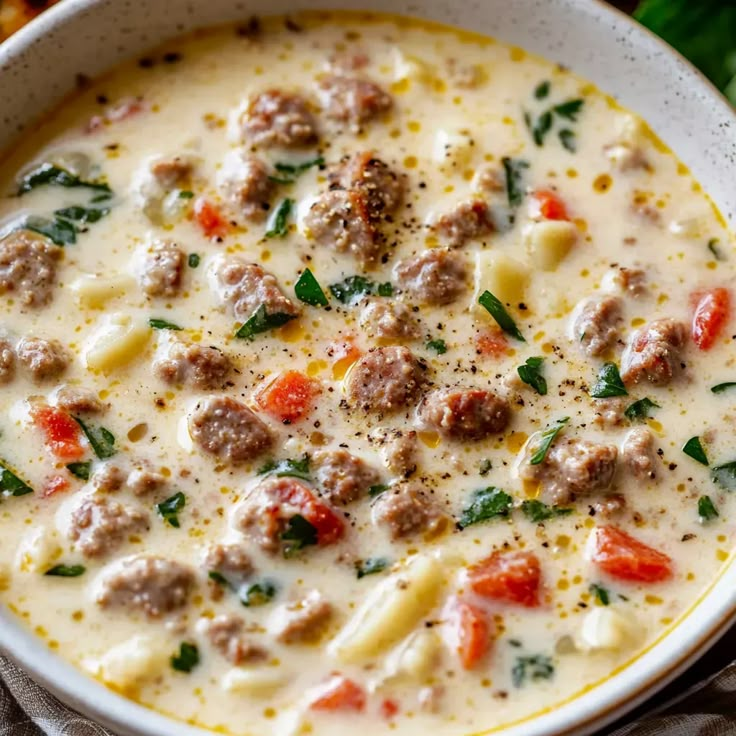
[171,642,199,673]
[149,317,183,331]
[368,483,389,497]
[553,99,584,121]
[712,461,736,491]
[683,436,709,466]
[711,382,736,394]
[328,275,384,305]
[235,304,296,340]
[531,109,553,146]
[0,460,33,496]
[270,156,325,183]
[18,163,112,196]
[478,458,493,476]
[22,215,77,246]
[187,253,200,268]
[356,557,389,579]
[66,461,92,480]
[208,571,230,587]
[265,197,294,238]
[624,397,660,422]
[281,514,318,557]
[590,363,628,398]
[698,495,719,522]
[589,583,610,606]
[295,268,329,307]
[517,356,547,395]
[521,499,573,523]
[501,156,530,208]
[54,205,110,224]
[512,654,555,688]
[426,338,447,355]
[257,454,311,481]
[178,190,194,199]
[534,80,550,99]
[478,290,525,342]
[241,579,277,607]
[529,417,569,466]
[558,128,576,152]
[44,564,86,578]
[458,486,513,529]
[707,238,725,261]
[156,491,186,528]
[73,417,116,459]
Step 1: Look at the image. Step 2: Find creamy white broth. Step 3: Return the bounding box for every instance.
[0,11,735,736]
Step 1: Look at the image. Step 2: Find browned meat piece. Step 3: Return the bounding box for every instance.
[592,397,627,428]
[472,166,504,195]
[518,437,618,505]
[591,494,627,518]
[154,340,232,390]
[572,295,622,357]
[203,543,254,582]
[210,256,299,322]
[621,318,687,386]
[96,555,195,618]
[368,427,418,477]
[304,189,378,266]
[68,497,149,558]
[345,346,426,415]
[240,90,318,148]
[272,590,333,644]
[372,482,445,540]
[150,156,193,188]
[188,396,273,465]
[203,614,268,664]
[327,152,403,219]
[318,75,392,126]
[312,449,381,505]
[0,338,15,384]
[358,298,420,341]
[126,464,167,496]
[17,337,69,383]
[139,240,184,298]
[434,200,494,248]
[218,150,274,222]
[90,462,126,493]
[418,388,510,441]
[54,386,106,414]
[612,266,647,297]
[394,248,468,306]
[0,231,62,308]
[621,427,658,481]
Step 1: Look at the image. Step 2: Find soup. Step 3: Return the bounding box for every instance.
[0,11,733,736]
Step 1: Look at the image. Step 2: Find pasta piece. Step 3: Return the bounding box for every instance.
[85,634,169,691]
[221,667,288,695]
[524,220,578,271]
[71,274,136,308]
[85,314,151,372]
[381,628,441,683]
[472,251,529,310]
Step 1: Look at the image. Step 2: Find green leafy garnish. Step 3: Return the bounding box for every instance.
[707,238,725,261]
[501,157,530,209]
[479,459,493,476]
[558,129,576,153]
[534,80,550,99]
[368,483,389,497]
[590,363,628,399]
[270,156,325,184]
[208,571,229,587]
[478,290,525,342]
[520,499,573,523]
[178,190,194,199]
[624,397,660,422]
[589,583,610,606]
[241,580,278,607]
[529,417,569,466]
[356,557,389,579]
[552,99,584,121]
[171,642,199,673]
[257,454,311,481]
[295,268,329,307]
[512,654,555,688]
[149,317,183,331]
[156,491,186,528]
[711,382,736,394]
[188,253,200,268]
[265,197,294,238]
[22,215,77,246]
[0,460,33,496]
[44,564,86,578]
[54,205,110,224]
[235,305,296,340]
[525,92,585,148]
[377,282,394,297]
[328,275,392,305]
[74,417,116,459]
[426,338,447,355]
[698,495,719,522]
[517,356,547,395]
[683,436,709,466]
[281,514,318,557]
[529,109,553,146]
[458,486,513,529]
[712,461,736,491]
[17,163,112,196]
[66,461,92,480]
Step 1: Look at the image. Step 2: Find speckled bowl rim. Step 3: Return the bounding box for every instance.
[0,1,735,735]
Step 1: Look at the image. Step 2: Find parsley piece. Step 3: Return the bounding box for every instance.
[711,382,736,394]
[235,304,296,340]
[257,454,311,481]
[356,557,389,579]
[558,128,576,152]
[479,459,493,476]
[0,460,33,496]
[241,580,278,607]
[707,238,725,261]
[328,275,390,305]
[590,363,628,398]
[501,156,530,208]
[478,290,525,342]
[73,417,116,459]
[54,205,110,224]
[624,397,660,422]
[683,436,709,466]
[712,460,736,491]
[265,197,294,238]
[22,215,77,245]
[171,642,199,673]
[517,356,547,395]
[368,483,389,497]
[534,80,551,99]
[44,564,86,578]
[698,495,719,522]
[529,417,569,466]
[149,317,183,331]
[512,654,555,688]
[426,338,447,355]
[377,282,394,297]
[156,491,186,528]
[281,514,318,557]
[66,461,92,480]
[178,190,194,199]
[458,486,513,529]
[589,583,610,606]
[295,268,329,307]
[553,99,584,121]
[270,156,325,184]
[530,109,553,146]
[208,571,229,587]
[521,499,573,523]
[188,253,200,268]
[18,163,112,196]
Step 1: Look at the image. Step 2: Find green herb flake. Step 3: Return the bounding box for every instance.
[66,461,92,481]
[683,436,709,466]
[178,190,195,199]
[356,557,389,579]
[0,461,33,497]
[478,459,493,476]
[512,654,555,688]
[328,275,376,305]
[156,491,186,528]
[257,454,311,481]
[377,282,394,297]
[281,514,318,557]
[529,417,569,466]
[295,268,329,307]
[241,580,277,607]
[624,397,660,422]
[558,129,576,152]
[501,157,530,208]
[590,363,628,399]
[478,290,525,342]
[265,197,294,238]
[54,205,110,224]
[171,642,199,673]
[426,338,447,355]
[711,382,736,394]
[149,317,183,331]
[22,215,77,246]
[458,486,513,529]
[520,499,573,523]
[44,564,86,578]
[698,495,719,522]
[553,99,584,121]
[188,253,200,268]
[517,356,547,395]
[534,80,551,99]
[235,304,297,340]
[712,461,736,491]
[74,417,116,459]
[271,156,325,184]
[589,583,610,606]
[368,483,389,497]
[18,163,112,196]
[208,571,230,587]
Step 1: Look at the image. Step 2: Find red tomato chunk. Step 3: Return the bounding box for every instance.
[589,525,673,583]
[448,597,492,670]
[271,478,344,546]
[309,674,366,712]
[31,405,85,461]
[255,370,320,423]
[194,198,228,238]
[691,287,730,351]
[531,189,569,221]
[468,550,542,608]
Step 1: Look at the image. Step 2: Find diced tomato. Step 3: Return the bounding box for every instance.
[475,329,509,357]
[255,370,320,424]
[380,698,400,720]
[530,189,569,221]
[691,287,730,351]
[31,405,85,461]
[468,550,542,608]
[447,598,492,670]
[41,474,70,498]
[309,674,366,712]
[194,197,228,238]
[589,525,673,583]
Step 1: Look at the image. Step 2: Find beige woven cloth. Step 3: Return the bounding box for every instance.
[1,653,736,736]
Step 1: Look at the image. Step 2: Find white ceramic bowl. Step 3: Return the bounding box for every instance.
[1,1,735,734]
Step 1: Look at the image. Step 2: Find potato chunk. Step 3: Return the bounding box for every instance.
[524,220,578,271]
[85,314,151,372]
[472,252,529,311]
